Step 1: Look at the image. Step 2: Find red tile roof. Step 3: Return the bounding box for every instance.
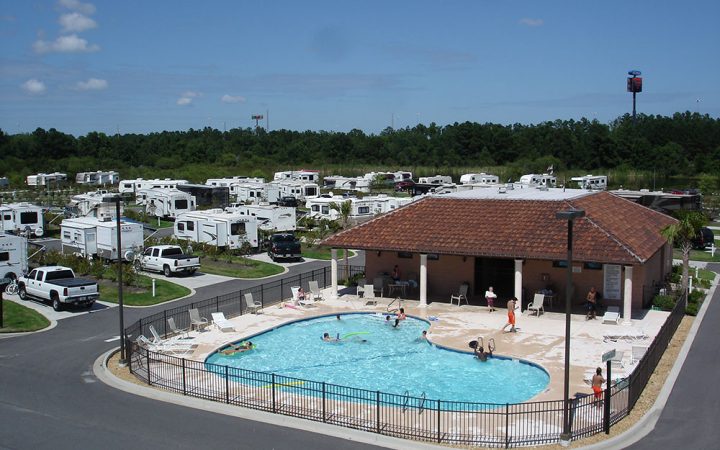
[322,191,676,265]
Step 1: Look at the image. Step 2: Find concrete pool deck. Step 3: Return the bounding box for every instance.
[156,291,668,403]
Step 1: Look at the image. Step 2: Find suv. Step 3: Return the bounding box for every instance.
[277,196,298,207]
[692,227,715,249]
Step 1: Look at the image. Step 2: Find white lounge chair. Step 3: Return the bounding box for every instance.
[291,286,315,307]
[167,317,189,338]
[602,306,621,324]
[603,327,648,343]
[527,294,545,316]
[189,308,209,331]
[450,284,468,306]
[362,284,377,305]
[308,280,324,301]
[244,293,262,314]
[211,312,236,332]
[631,345,649,364]
[148,324,165,344]
[137,335,196,356]
[356,282,366,298]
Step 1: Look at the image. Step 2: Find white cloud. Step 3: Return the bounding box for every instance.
[221,94,246,104]
[33,33,100,53]
[176,92,199,106]
[519,18,544,27]
[59,0,96,15]
[21,79,46,94]
[76,78,107,90]
[59,12,96,32]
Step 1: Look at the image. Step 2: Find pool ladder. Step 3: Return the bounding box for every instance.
[387,296,401,313]
[402,390,427,414]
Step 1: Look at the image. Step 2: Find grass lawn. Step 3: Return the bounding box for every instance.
[673,248,720,263]
[99,275,191,306]
[201,257,284,278]
[302,245,349,260]
[697,268,717,281]
[0,300,51,332]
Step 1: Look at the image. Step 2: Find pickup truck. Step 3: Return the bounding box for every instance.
[135,245,201,277]
[267,233,302,262]
[17,266,99,311]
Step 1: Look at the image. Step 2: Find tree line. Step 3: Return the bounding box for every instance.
[1,112,719,186]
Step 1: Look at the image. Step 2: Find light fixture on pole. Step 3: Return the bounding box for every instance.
[104,193,126,366]
[556,208,585,446]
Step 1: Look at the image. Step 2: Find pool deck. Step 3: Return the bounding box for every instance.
[161,291,668,403]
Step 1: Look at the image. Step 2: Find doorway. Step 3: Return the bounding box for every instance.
[474,257,515,304]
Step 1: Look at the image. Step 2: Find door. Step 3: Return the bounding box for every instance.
[26,269,42,297]
[474,258,516,304]
[86,230,97,256]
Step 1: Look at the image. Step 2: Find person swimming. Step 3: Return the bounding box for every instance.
[322,332,340,342]
[220,341,253,355]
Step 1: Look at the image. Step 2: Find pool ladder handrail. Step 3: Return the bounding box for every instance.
[387,296,401,313]
[401,390,427,414]
[488,338,496,353]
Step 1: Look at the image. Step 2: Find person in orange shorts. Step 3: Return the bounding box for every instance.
[501,297,518,332]
[592,367,605,405]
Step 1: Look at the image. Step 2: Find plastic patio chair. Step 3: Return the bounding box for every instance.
[189,308,209,331]
[244,293,262,314]
[450,284,469,306]
[527,294,545,316]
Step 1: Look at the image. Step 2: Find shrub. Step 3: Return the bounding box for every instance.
[686,302,699,316]
[89,258,106,279]
[653,294,676,311]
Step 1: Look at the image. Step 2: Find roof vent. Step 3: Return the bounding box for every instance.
[498,187,507,194]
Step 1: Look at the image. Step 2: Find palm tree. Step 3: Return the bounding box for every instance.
[661,211,707,294]
[328,200,352,230]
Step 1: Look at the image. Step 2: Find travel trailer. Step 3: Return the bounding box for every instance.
[60,216,144,261]
[176,184,230,209]
[459,173,499,185]
[118,178,189,195]
[75,170,120,185]
[136,188,196,219]
[225,203,296,232]
[418,175,453,185]
[65,190,120,219]
[233,182,267,204]
[273,170,320,183]
[519,174,557,188]
[571,175,608,191]
[305,195,414,221]
[0,233,28,280]
[174,210,259,250]
[0,203,44,237]
[26,172,67,187]
[266,181,319,204]
[322,175,372,193]
[206,177,266,196]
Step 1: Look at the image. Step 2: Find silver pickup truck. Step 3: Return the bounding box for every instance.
[135,245,201,277]
[17,266,99,311]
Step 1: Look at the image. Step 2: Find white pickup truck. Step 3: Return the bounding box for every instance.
[135,245,201,277]
[17,266,99,311]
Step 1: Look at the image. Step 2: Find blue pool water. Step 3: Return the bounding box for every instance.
[205,313,549,404]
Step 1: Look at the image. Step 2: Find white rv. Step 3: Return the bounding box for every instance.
[233,182,267,204]
[305,195,413,221]
[225,203,296,232]
[0,234,28,280]
[75,170,120,185]
[60,216,144,261]
[65,190,120,219]
[418,175,453,185]
[519,174,557,188]
[136,188,196,219]
[266,181,319,203]
[174,210,259,250]
[118,178,189,195]
[273,170,320,183]
[0,203,44,237]
[323,175,372,193]
[26,172,67,187]
[206,176,265,196]
[571,174,608,191]
[459,173,500,185]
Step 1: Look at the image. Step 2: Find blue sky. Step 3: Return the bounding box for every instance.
[1,0,718,136]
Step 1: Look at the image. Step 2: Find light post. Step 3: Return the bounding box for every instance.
[627,70,642,123]
[104,194,126,366]
[556,209,585,445]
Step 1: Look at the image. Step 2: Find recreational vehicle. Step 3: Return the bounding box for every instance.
[174,210,259,250]
[225,203,296,232]
[118,178,189,195]
[176,184,230,209]
[571,175,608,190]
[65,190,120,219]
[519,174,557,188]
[418,175,453,185]
[75,170,120,185]
[233,182,266,203]
[206,177,266,196]
[0,234,28,280]
[136,188,196,219]
[459,173,500,185]
[273,170,320,183]
[322,175,372,193]
[305,195,414,221]
[60,216,144,261]
[26,172,67,187]
[0,203,44,237]
[266,181,319,204]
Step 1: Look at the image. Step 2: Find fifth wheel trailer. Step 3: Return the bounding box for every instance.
[0,203,44,237]
[0,233,28,280]
[60,216,143,261]
[174,210,259,250]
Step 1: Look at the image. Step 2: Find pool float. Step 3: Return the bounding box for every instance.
[342,331,370,339]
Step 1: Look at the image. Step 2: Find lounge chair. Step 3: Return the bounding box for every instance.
[363,284,377,305]
[527,294,545,316]
[450,283,469,306]
[167,317,189,338]
[603,327,648,343]
[291,286,315,307]
[308,280,324,301]
[244,293,262,314]
[189,308,209,331]
[356,281,366,298]
[602,306,621,324]
[211,312,236,332]
[631,345,649,364]
[372,277,385,298]
[148,324,165,344]
[137,335,196,356]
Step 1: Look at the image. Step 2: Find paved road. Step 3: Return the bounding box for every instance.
[624,262,720,450]
[0,253,385,450]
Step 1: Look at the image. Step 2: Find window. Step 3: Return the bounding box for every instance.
[3,214,11,220]
[177,223,185,232]
[175,199,188,209]
[427,253,440,260]
[28,270,37,280]
[187,221,195,231]
[144,248,152,256]
[63,231,71,239]
[397,252,413,259]
[20,211,38,224]
[311,205,319,212]
[0,252,9,262]
[552,261,568,268]
[230,222,246,236]
[306,187,318,196]
[321,206,329,214]
[358,206,370,214]
[583,262,603,270]
[152,248,160,257]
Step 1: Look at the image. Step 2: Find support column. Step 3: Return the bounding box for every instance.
[622,265,633,325]
[419,254,428,307]
[331,248,338,299]
[514,259,523,327]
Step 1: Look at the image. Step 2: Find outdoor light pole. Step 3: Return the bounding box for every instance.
[556,209,585,445]
[105,194,127,366]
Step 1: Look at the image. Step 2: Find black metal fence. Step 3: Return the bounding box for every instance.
[124,268,688,448]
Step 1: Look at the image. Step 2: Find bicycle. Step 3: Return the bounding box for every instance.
[4,278,19,296]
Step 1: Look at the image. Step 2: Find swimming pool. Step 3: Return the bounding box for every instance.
[205,313,549,404]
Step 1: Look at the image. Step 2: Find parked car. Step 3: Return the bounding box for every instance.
[267,233,302,262]
[17,266,99,311]
[394,180,415,192]
[277,196,299,207]
[135,245,201,277]
[692,227,715,249]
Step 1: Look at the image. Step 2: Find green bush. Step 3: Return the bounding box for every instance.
[686,302,699,316]
[653,294,676,311]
